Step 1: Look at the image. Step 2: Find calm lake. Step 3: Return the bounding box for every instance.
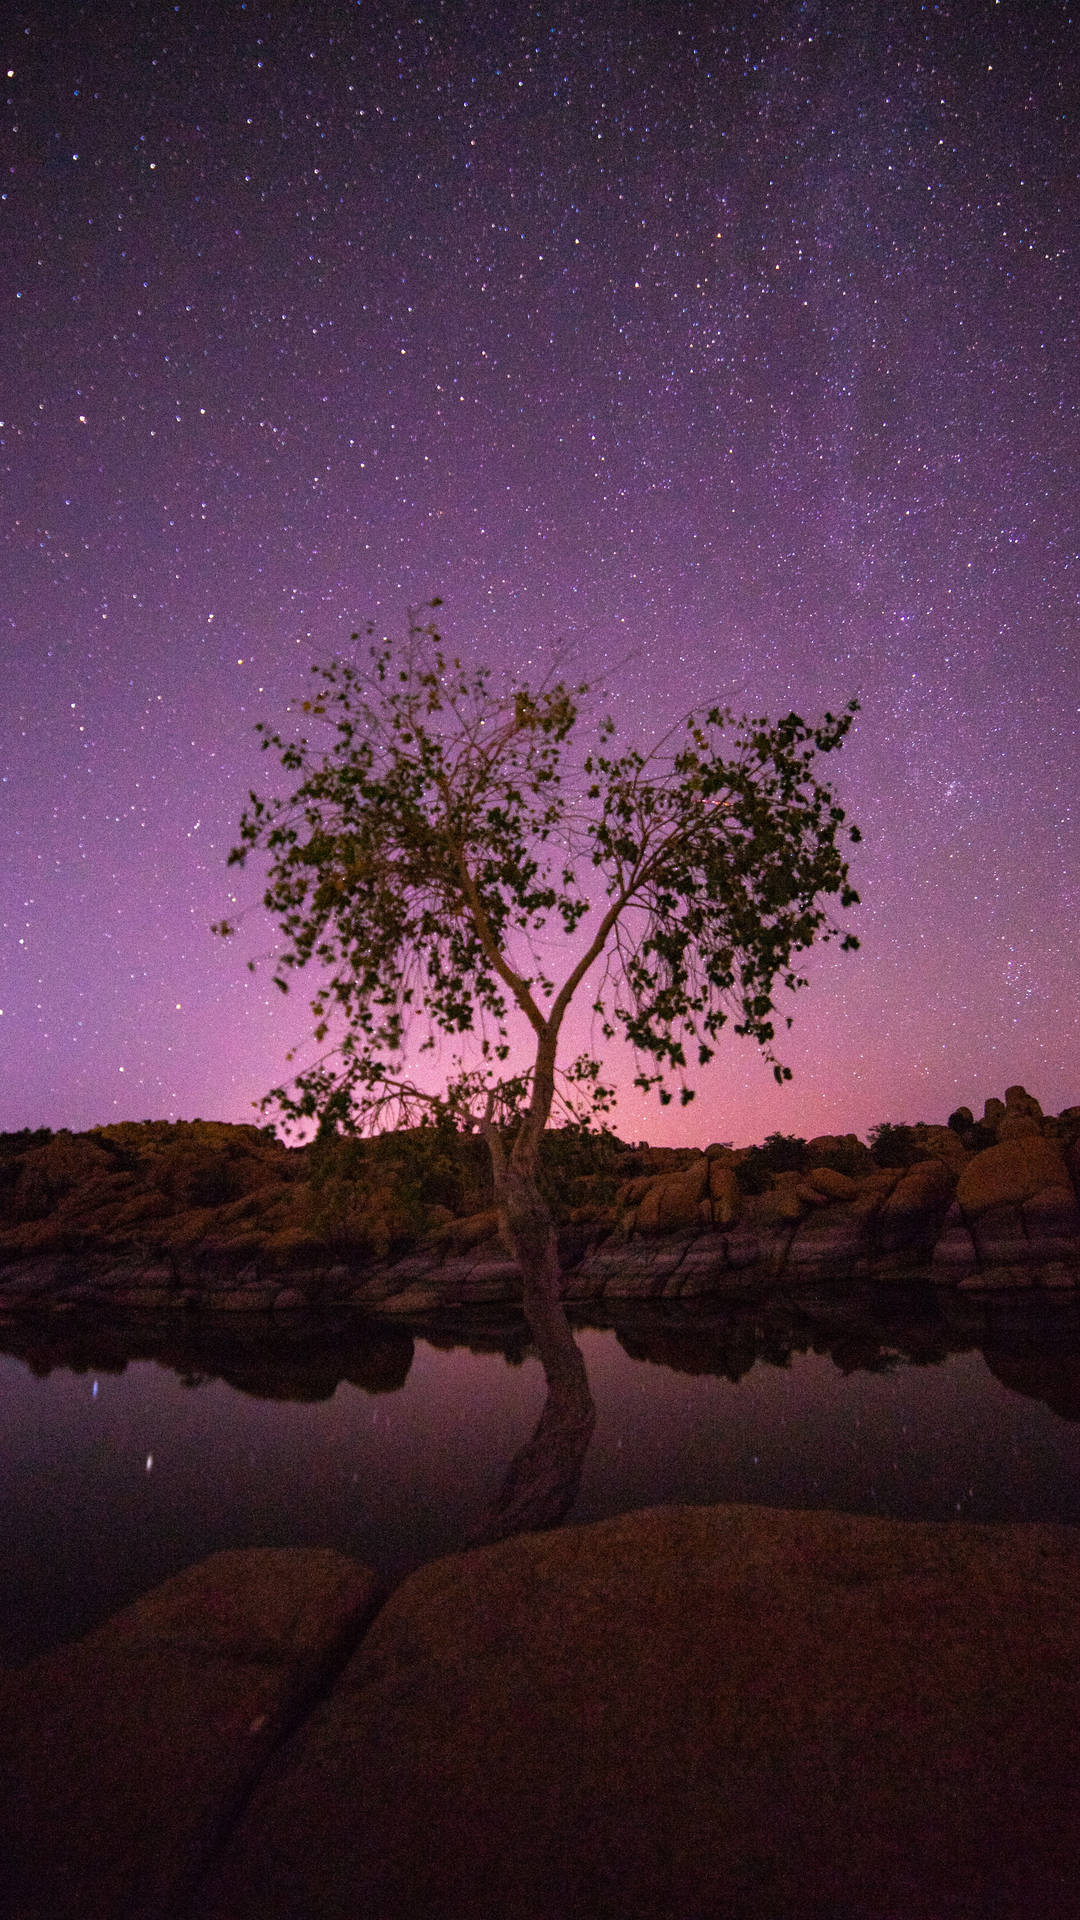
[4,1286,1080,1665]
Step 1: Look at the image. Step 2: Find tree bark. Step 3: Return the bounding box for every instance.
[467,1127,596,1548]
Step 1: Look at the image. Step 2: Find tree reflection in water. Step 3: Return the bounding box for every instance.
[5,1288,1080,1431]
[5,1287,1080,1559]
[465,1288,596,1548]
[8,1287,1080,1668]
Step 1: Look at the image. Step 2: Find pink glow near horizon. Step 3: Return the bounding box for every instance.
[2,2,1077,1151]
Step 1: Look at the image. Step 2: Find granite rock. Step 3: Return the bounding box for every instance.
[1,1548,379,1920]
[194,1506,1080,1920]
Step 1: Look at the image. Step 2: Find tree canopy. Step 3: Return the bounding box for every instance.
[218,605,862,1541]
[216,604,861,1150]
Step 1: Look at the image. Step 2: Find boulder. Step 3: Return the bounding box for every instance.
[794,1178,832,1207]
[1,1548,378,1920]
[197,1506,1080,1920]
[877,1157,957,1257]
[788,1205,870,1280]
[707,1159,741,1225]
[437,1206,503,1252]
[930,1202,980,1282]
[804,1133,875,1175]
[752,1171,806,1227]
[969,1203,1031,1270]
[599,1234,690,1296]
[803,1165,859,1201]
[957,1137,1073,1217]
[997,1113,1043,1142]
[663,1236,731,1296]
[634,1160,709,1233]
[1005,1083,1044,1121]
[1021,1186,1080,1265]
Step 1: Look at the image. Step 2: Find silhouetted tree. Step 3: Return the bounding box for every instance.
[217,604,861,1536]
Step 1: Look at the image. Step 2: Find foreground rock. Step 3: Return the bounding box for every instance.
[2,1089,1078,1315]
[195,1507,1080,1919]
[7,1509,1080,1918]
[1,1549,379,1920]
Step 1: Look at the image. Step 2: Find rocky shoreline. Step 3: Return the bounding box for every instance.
[2,1084,1078,1316]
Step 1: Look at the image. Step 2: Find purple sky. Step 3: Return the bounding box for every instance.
[3,0,1077,1150]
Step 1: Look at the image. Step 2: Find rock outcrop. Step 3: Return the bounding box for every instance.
[1,1548,380,1920]
[7,1509,1080,1919]
[1,1090,1078,1315]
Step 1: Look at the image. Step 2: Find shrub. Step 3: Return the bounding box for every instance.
[867,1122,926,1168]
[736,1132,810,1192]
[0,1127,53,1160]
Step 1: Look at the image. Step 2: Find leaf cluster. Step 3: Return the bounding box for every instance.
[217,607,861,1136]
[734,1132,811,1193]
[867,1122,927,1169]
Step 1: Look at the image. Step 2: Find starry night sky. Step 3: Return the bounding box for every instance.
[3,0,1077,1149]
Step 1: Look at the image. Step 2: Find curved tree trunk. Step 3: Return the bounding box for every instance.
[468,1143,596,1547]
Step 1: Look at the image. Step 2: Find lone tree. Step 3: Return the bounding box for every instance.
[217,605,860,1534]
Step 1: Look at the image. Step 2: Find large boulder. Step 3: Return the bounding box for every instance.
[1021,1185,1080,1269]
[997,1113,1044,1141]
[1005,1083,1044,1121]
[877,1156,957,1259]
[788,1202,871,1280]
[196,1506,1080,1920]
[707,1158,741,1225]
[632,1158,709,1233]
[2,1548,378,1920]
[957,1137,1073,1217]
[804,1132,875,1175]
[931,1201,981,1283]
[802,1164,859,1201]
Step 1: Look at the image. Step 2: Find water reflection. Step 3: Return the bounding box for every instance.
[4,1284,1080,1419]
[1,1310,416,1402]
[466,1288,596,1548]
[4,1286,1080,1665]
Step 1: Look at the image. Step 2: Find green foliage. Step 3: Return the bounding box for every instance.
[0,1127,53,1160]
[311,1123,491,1217]
[217,605,861,1142]
[736,1131,811,1192]
[867,1122,926,1168]
[304,1122,493,1255]
[304,1120,628,1240]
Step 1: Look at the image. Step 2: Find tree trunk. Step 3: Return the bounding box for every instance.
[467,1146,596,1548]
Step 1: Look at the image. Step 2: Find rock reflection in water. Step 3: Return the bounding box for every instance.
[4,1288,1080,1426]
[983,1353,1080,1422]
[5,1286,1080,1663]
[0,1309,415,1401]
